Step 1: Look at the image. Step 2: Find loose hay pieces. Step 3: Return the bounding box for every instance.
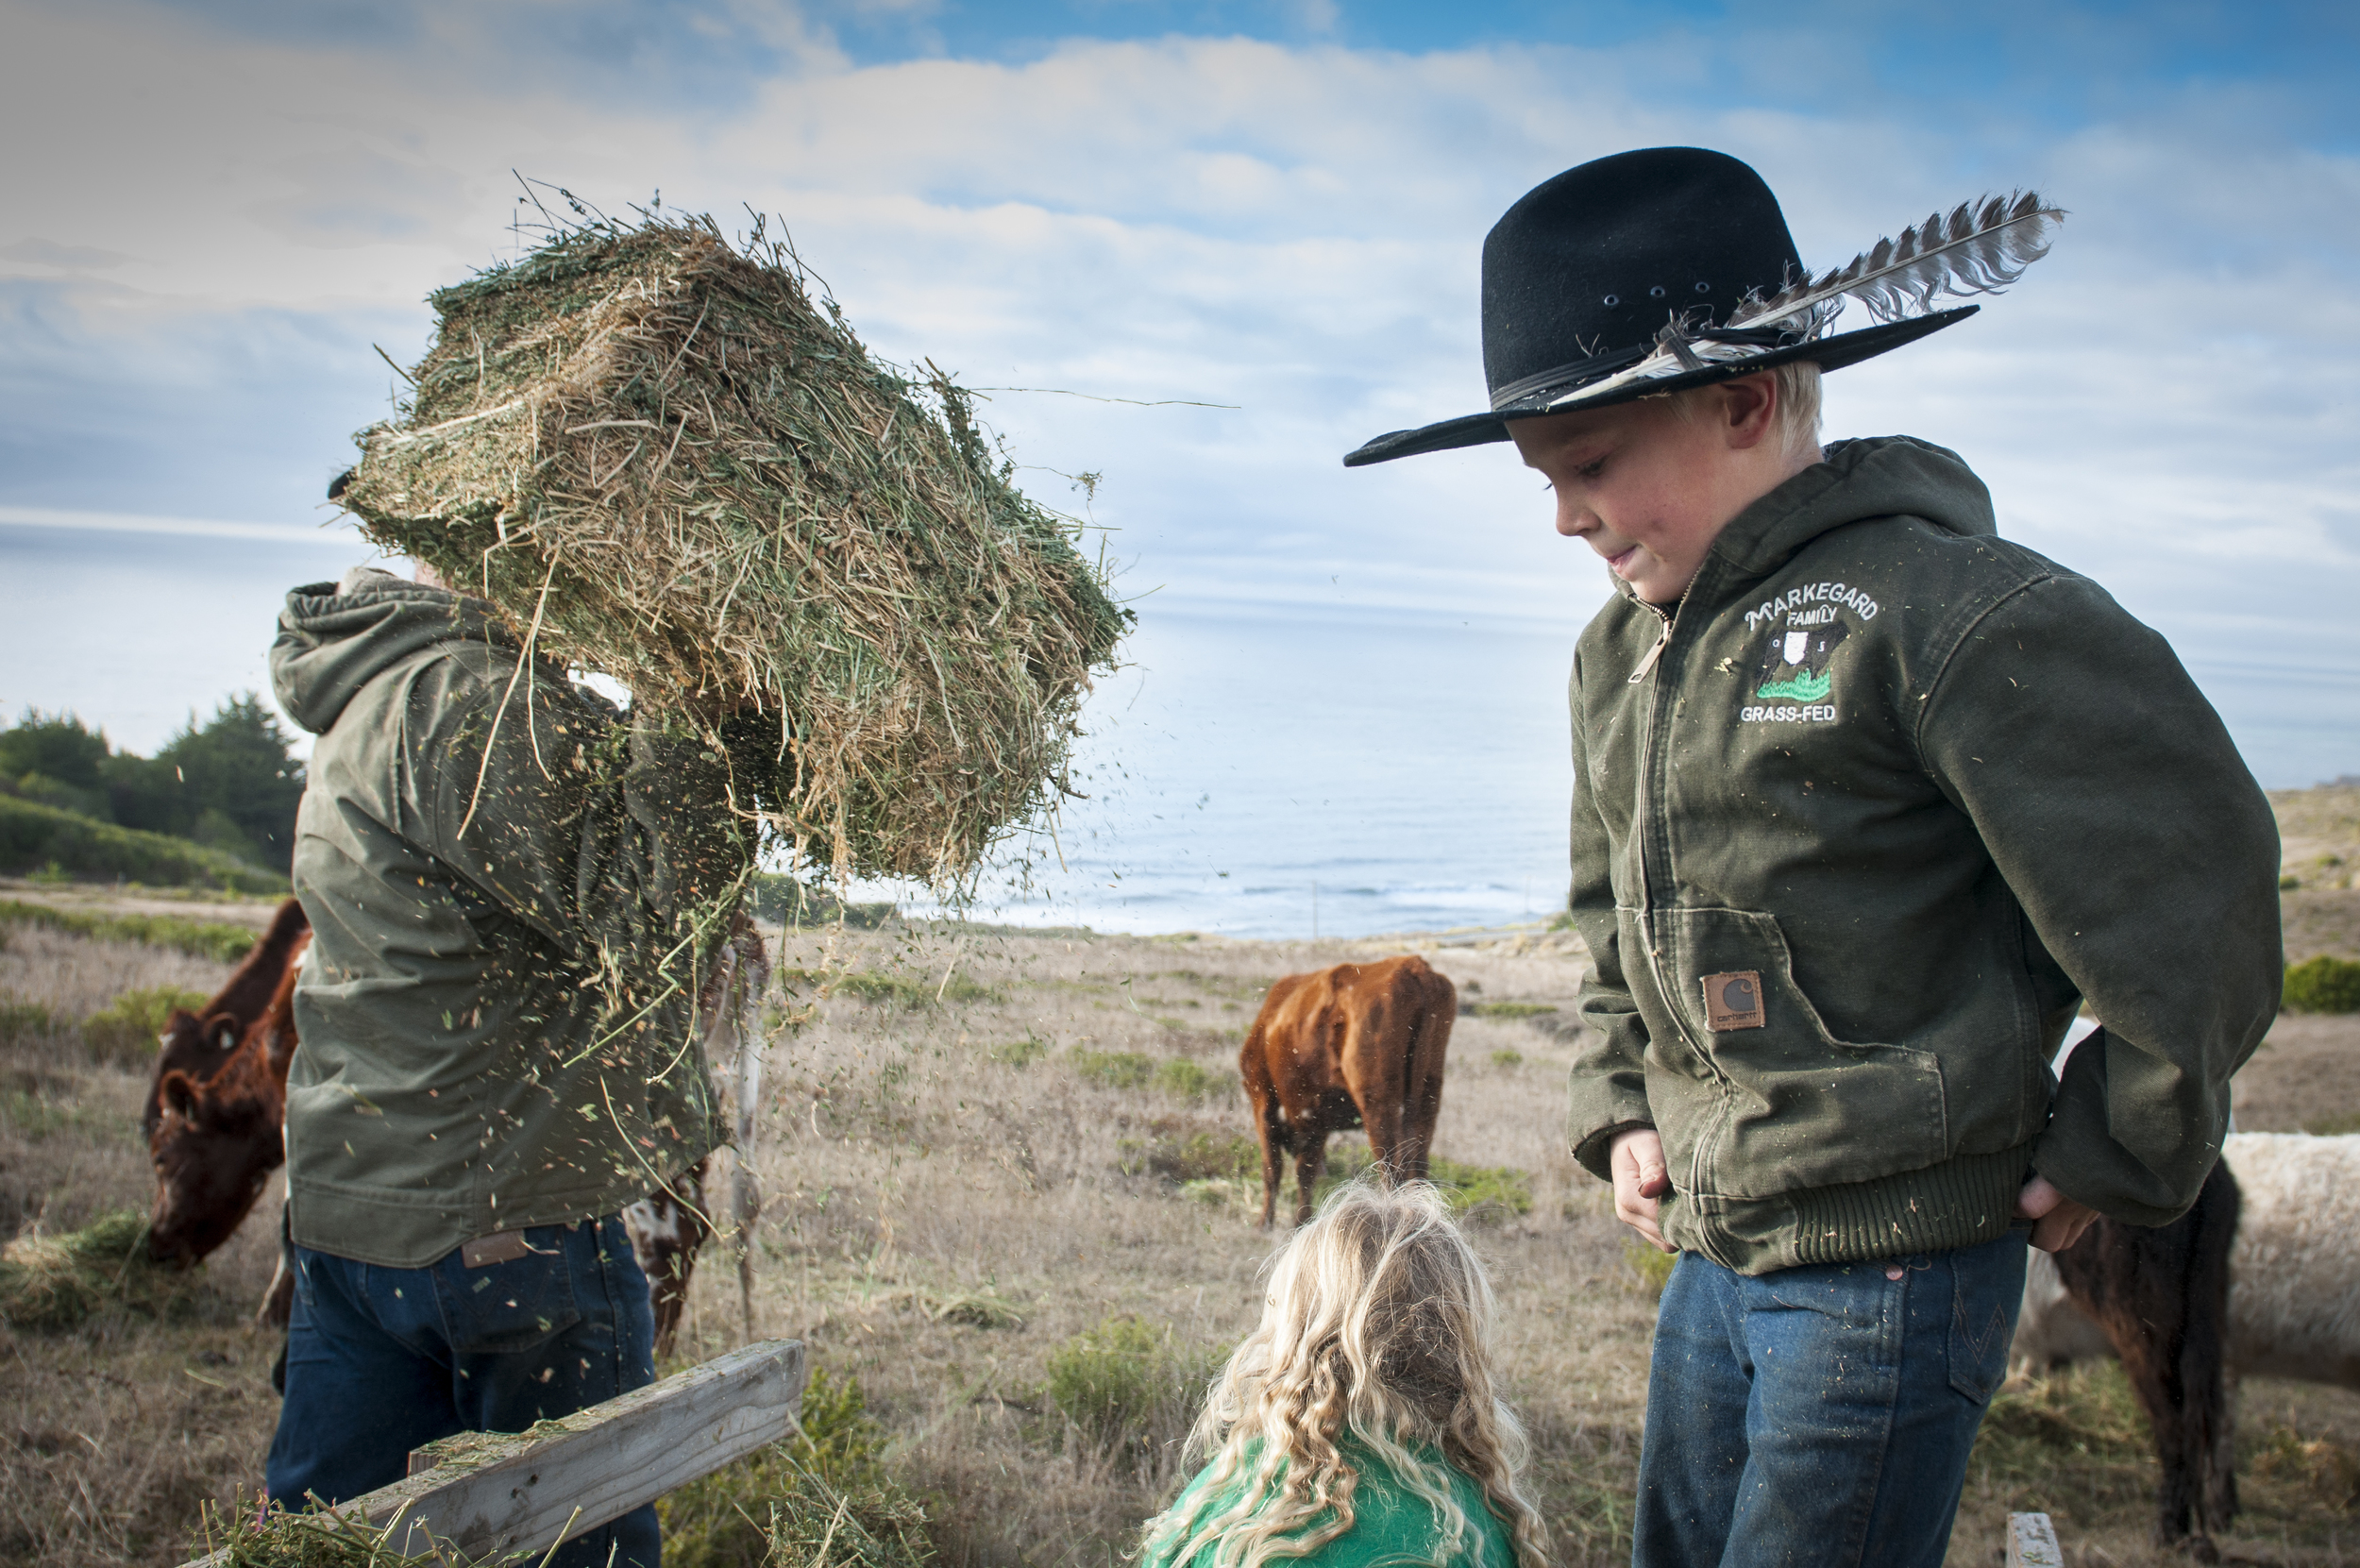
[0,1209,197,1330]
[195,1491,474,1567]
[338,212,1131,887]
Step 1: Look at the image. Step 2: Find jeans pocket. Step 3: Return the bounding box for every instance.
[1947,1238,2026,1404]
[434,1229,583,1355]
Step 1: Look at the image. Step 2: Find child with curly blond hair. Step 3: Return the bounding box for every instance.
[1140,1182,1547,1568]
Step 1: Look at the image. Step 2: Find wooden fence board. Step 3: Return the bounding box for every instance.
[182,1338,805,1565]
[2005,1510,2063,1568]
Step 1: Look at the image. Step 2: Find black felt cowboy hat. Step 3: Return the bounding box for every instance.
[1344,147,2061,467]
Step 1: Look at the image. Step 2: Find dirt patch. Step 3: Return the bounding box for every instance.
[2234,1013,2360,1134]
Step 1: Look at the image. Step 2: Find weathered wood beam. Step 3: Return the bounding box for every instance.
[182,1338,805,1566]
[2005,1511,2063,1568]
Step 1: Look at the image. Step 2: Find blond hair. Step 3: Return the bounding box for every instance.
[1140,1182,1548,1568]
[1668,358,1823,464]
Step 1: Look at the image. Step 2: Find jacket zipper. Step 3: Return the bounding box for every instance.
[1626,593,1722,1216]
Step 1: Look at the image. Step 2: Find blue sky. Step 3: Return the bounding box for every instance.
[3,0,2356,922]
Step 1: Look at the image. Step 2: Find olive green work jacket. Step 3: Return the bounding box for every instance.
[269,573,751,1267]
[1565,436,2282,1273]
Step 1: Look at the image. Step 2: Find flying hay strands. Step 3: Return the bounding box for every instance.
[337,214,1130,887]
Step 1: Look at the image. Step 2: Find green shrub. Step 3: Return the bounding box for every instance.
[658,1365,935,1568]
[2303,1111,2360,1137]
[2284,955,2360,1014]
[1151,1058,1232,1101]
[0,899,263,964]
[1045,1315,1216,1450]
[1071,1048,1155,1089]
[1626,1240,1676,1299]
[784,966,996,1008]
[0,995,69,1048]
[1121,1129,1261,1183]
[1467,1001,1558,1020]
[0,795,283,893]
[83,986,211,1063]
[1490,1048,1525,1069]
[988,1033,1049,1068]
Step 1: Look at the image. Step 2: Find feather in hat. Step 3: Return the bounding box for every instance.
[1547,190,2065,410]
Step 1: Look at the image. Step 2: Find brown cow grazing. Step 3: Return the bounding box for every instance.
[143,898,311,1267]
[1239,955,1455,1227]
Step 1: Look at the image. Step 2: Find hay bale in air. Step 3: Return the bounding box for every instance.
[337,215,1129,886]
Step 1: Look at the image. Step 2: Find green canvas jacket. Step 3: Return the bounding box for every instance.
[269,573,751,1268]
[1146,1438,1516,1568]
[1565,436,2281,1274]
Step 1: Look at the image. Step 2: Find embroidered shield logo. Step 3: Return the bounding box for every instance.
[1754,617,1851,703]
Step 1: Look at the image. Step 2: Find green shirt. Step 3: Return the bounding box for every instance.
[1145,1439,1515,1568]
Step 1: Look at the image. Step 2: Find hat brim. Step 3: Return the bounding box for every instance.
[1341,306,1978,468]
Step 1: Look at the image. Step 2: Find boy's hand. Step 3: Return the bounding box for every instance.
[1611,1127,1676,1253]
[2014,1174,2099,1254]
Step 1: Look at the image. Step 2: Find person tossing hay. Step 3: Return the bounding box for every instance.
[1139,1182,1548,1568]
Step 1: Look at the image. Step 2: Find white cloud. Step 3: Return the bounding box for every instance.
[2,2,2355,784]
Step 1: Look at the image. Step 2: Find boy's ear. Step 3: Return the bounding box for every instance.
[1717,374,1781,448]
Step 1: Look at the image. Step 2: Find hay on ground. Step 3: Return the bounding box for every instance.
[0,1209,197,1330]
[338,213,1130,886]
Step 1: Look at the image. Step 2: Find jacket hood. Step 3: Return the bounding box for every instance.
[1706,434,1997,585]
[270,571,512,735]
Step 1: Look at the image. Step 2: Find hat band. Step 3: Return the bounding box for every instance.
[1485,319,1811,412]
[1488,346,1648,411]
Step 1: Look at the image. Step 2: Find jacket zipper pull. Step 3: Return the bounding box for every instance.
[1628,620,1673,683]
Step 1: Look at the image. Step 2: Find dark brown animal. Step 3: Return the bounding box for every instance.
[2048,1159,2243,1560]
[1239,955,1454,1227]
[143,898,310,1267]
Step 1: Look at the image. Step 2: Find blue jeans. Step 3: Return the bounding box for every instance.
[1634,1232,2028,1568]
[266,1215,661,1568]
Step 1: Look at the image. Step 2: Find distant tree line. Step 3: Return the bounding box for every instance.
[0,699,305,875]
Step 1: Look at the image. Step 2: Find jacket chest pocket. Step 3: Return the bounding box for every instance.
[1660,907,1949,1201]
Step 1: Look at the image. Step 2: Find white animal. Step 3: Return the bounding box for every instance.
[2011,1133,2360,1391]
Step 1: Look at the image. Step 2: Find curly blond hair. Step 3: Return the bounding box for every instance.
[1140,1181,1548,1568]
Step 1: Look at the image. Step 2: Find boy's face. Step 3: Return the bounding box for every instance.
[1508,375,1787,606]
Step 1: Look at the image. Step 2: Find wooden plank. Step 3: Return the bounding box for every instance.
[183,1338,804,1565]
[2005,1510,2063,1568]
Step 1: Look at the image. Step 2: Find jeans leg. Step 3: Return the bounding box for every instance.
[1718,1234,2028,1568]
[1855,1234,2027,1557]
[265,1247,462,1508]
[1634,1254,1752,1568]
[444,1218,661,1568]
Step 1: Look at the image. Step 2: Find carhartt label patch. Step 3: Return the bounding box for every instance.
[1702,971,1765,1032]
[461,1229,531,1268]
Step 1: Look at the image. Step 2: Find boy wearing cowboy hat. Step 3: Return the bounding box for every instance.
[1348,148,2281,1566]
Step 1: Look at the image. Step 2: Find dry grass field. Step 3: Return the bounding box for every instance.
[3,784,2356,1568]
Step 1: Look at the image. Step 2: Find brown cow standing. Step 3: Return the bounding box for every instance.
[1239,955,1455,1227]
[144,898,311,1267]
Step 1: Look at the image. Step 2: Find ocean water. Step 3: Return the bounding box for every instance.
[879,600,1585,940]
